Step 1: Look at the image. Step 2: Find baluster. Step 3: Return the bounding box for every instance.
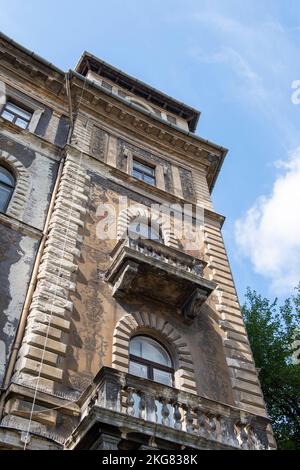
[126,387,135,416]
[161,398,170,426]
[197,408,207,438]
[139,392,146,420]
[207,413,217,441]
[145,394,157,423]
[238,421,249,449]
[218,415,230,444]
[173,402,182,430]
[185,406,194,433]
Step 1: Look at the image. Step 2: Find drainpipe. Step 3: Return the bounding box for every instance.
[0,157,64,419]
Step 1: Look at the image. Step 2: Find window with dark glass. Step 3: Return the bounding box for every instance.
[0,166,15,212]
[102,80,113,91]
[166,114,176,125]
[128,219,163,242]
[129,336,173,386]
[1,102,32,129]
[132,159,156,186]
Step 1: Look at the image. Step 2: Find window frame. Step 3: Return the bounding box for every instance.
[0,89,44,133]
[129,335,174,386]
[132,158,156,186]
[0,165,15,213]
[1,101,33,129]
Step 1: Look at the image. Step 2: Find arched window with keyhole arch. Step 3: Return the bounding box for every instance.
[0,165,15,213]
[129,335,174,387]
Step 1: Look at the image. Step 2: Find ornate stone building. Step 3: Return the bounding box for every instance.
[0,32,275,450]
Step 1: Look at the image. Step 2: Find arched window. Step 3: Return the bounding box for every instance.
[0,166,15,212]
[129,335,173,386]
[128,219,163,242]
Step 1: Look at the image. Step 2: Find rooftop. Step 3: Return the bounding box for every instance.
[76,52,200,132]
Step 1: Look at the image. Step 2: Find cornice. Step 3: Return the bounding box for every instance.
[69,72,227,193]
[0,118,63,162]
[64,143,225,227]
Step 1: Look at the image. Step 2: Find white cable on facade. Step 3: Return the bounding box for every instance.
[23,76,89,450]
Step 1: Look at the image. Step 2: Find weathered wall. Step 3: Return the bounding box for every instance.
[0,223,39,385]
[59,159,234,407]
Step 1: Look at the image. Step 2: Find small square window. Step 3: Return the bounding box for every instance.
[166,114,176,125]
[1,101,32,129]
[132,159,156,186]
[102,80,113,91]
[118,89,127,98]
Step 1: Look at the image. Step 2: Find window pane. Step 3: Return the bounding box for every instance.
[133,160,155,176]
[167,114,176,124]
[132,169,143,180]
[129,360,148,379]
[143,174,155,186]
[15,118,28,129]
[102,81,112,91]
[153,369,173,386]
[1,110,14,122]
[0,185,12,212]
[130,336,172,367]
[6,102,32,120]
[0,167,15,186]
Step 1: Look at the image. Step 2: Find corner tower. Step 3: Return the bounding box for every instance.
[0,37,274,450]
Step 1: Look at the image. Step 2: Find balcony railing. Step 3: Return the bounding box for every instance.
[106,237,217,322]
[72,367,270,450]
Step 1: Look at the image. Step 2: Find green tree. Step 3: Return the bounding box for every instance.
[242,285,300,450]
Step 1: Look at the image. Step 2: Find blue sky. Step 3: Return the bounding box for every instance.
[1,0,300,303]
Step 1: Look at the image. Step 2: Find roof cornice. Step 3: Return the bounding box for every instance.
[70,70,228,193]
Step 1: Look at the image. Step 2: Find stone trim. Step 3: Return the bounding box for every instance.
[203,222,267,417]
[112,313,197,394]
[5,153,90,431]
[117,204,179,248]
[0,150,31,220]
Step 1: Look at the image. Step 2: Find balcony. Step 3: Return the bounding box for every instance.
[66,367,270,450]
[106,237,216,322]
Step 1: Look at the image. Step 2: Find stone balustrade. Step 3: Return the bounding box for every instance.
[78,367,270,450]
[106,237,216,322]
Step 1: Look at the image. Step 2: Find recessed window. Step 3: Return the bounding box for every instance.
[129,336,173,386]
[132,159,156,186]
[0,166,15,212]
[1,101,32,129]
[166,114,176,125]
[102,80,113,91]
[118,89,127,98]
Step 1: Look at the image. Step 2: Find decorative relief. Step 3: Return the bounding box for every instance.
[117,139,174,192]
[90,126,108,161]
[179,167,195,201]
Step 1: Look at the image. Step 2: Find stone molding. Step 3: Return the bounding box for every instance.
[3,153,90,432]
[0,150,31,220]
[117,204,179,248]
[112,312,197,394]
[203,222,267,417]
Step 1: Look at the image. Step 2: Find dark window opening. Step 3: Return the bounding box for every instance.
[0,166,15,212]
[166,114,176,125]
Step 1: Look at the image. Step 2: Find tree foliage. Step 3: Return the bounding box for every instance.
[242,285,300,450]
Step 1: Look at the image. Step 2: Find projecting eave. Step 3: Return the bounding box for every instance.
[75,52,200,132]
[69,69,228,193]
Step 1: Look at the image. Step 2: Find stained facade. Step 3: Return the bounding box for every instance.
[0,33,275,450]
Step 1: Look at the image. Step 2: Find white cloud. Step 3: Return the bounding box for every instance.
[235,147,300,294]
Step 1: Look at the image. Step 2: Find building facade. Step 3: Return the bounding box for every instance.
[0,33,275,450]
